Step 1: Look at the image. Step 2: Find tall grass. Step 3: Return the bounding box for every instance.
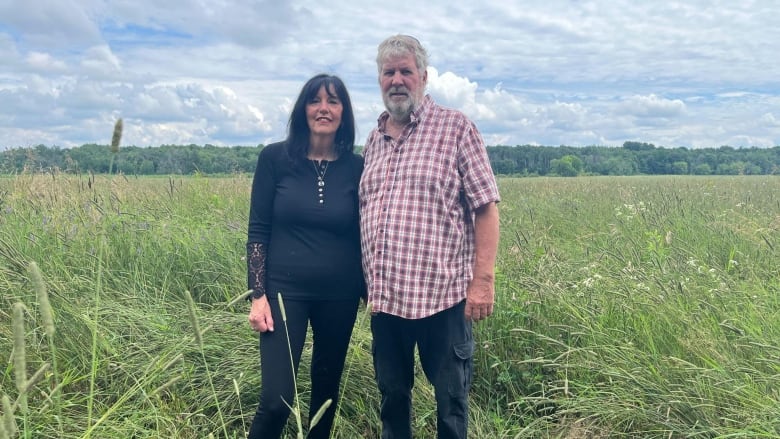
[0,173,778,438]
[481,176,780,437]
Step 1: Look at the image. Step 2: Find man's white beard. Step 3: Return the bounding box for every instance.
[385,91,421,121]
[387,98,413,121]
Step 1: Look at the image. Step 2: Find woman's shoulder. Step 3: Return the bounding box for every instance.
[346,151,364,173]
[257,142,293,169]
[346,151,364,165]
[259,141,287,158]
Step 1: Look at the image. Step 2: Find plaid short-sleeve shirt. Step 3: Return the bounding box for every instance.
[359,95,500,319]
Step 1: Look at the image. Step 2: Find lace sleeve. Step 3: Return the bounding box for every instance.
[246,242,267,299]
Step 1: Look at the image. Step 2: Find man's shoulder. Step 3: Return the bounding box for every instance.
[364,127,383,146]
[431,101,468,119]
[424,96,472,124]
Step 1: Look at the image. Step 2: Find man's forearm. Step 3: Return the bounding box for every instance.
[472,202,499,281]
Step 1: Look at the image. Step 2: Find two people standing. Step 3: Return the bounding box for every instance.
[246,35,500,438]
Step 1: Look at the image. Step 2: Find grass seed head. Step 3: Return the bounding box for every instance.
[111,118,123,154]
[309,398,333,430]
[278,292,287,322]
[2,394,18,438]
[161,353,184,372]
[151,375,182,396]
[12,302,28,413]
[184,290,203,349]
[23,363,50,394]
[29,261,55,337]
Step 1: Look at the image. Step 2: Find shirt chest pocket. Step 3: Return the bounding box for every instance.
[396,148,456,196]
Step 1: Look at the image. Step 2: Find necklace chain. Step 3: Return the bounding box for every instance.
[312,160,329,204]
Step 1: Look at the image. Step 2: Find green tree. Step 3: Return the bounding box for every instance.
[550,155,582,177]
[623,141,656,151]
[671,161,689,174]
[692,163,712,175]
[717,161,744,175]
[492,158,517,175]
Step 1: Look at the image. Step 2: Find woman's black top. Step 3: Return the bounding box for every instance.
[247,141,364,300]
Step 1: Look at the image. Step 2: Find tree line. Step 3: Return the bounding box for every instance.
[1,141,779,176]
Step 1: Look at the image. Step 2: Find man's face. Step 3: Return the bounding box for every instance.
[379,53,427,121]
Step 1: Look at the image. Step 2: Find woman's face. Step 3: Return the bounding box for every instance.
[306,84,343,139]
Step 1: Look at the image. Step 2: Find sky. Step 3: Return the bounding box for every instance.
[1,0,779,151]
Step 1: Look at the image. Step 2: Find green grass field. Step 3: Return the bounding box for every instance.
[1,173,779,438]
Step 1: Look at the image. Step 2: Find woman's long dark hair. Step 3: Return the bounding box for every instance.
[286,74,356,162]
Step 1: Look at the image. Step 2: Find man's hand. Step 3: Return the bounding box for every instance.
[248,296,274,332]
[464,276,495,321]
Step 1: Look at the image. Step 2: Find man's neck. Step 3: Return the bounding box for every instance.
[385,116,410,140]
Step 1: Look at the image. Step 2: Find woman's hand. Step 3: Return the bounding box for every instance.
[248,296,274,332]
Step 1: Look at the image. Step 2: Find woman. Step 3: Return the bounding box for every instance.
[245,74,364,438]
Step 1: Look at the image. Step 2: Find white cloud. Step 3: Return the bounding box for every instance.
[25,52,67,72]
[759,113,779,127]
[619,95,687,118]
[80,45,121,76]
[427,67,495,120]
[0,0,102,47]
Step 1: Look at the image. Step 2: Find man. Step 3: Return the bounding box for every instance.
[359,34,501,438]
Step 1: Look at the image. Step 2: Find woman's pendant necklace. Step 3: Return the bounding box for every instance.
[312,159,329,205]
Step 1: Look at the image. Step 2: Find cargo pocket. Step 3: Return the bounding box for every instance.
[449,341,474,396]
